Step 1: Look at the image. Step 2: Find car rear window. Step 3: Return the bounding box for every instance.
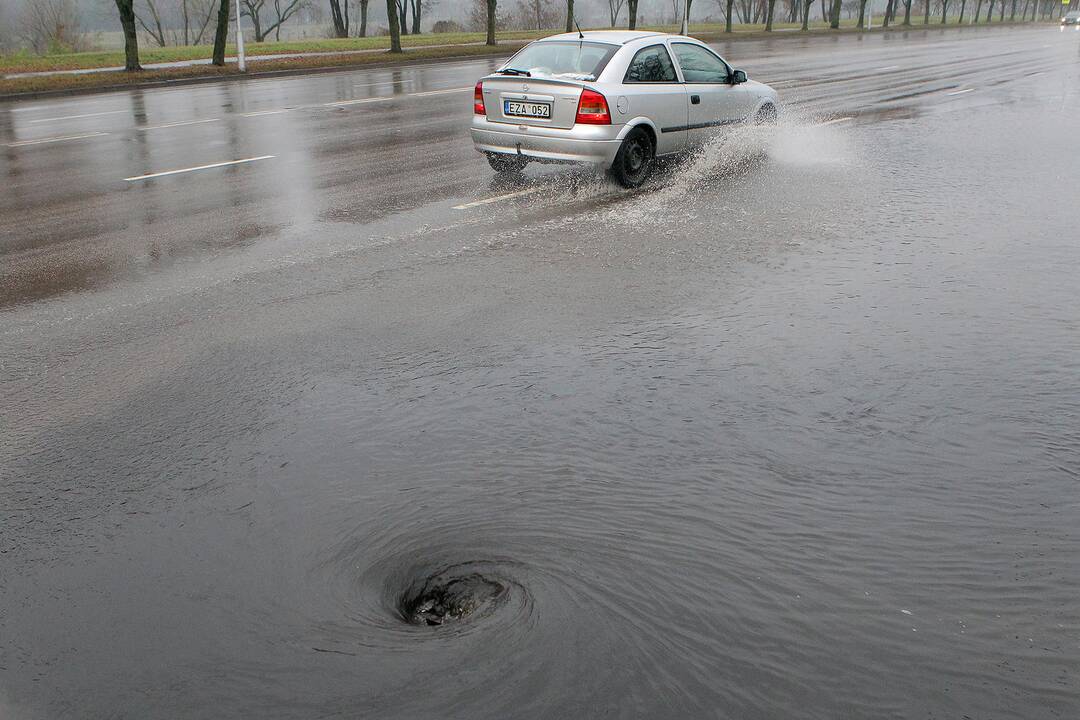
[500,41,619,81]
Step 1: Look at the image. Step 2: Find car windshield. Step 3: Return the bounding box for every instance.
[500,41,619,81]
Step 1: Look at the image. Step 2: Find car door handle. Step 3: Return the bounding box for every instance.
[690,95,701,105]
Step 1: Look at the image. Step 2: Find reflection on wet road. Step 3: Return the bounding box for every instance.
[2,25,1080,720]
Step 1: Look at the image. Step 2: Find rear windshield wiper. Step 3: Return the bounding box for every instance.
[496,68,531,77]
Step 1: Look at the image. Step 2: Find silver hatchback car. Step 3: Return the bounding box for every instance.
[471,31,779,187]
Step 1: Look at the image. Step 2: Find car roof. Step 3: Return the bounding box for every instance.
[537,30,668,46]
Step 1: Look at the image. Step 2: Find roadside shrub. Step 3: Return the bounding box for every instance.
[432,20,465,33]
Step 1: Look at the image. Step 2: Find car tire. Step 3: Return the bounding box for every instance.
[755,103,779,125]
[486,152,528,174]
[609,128,654,189]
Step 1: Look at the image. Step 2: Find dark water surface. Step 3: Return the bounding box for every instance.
[3,31,1080,720]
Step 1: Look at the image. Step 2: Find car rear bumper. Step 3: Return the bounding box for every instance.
[471,116,623,168]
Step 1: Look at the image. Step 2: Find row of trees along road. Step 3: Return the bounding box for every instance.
[110,0,1078,73]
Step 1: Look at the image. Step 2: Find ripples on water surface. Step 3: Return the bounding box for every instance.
[2,92,1079,719]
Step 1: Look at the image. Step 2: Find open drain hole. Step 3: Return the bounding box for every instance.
[398,571,507,626]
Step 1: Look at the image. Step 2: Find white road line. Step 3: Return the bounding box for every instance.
[946,88,974,96]
[137,118,219,131]
[124,155,275,182]
[409,86,473,97]
[5,132,109,147]
[453,187,538,210]
[877,65,900,71]
[323,96,392,107]
[28,110,128,124]
[324,86,472,108]
[241,109,289,117]
[818,116,853,126]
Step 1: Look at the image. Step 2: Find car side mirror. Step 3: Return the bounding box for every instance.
[732,69,747,85]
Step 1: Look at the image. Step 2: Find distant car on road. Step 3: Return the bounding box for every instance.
[1062,11,1080,25]
[470,31,779,188]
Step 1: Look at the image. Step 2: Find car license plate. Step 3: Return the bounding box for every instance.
[504,100,551,119]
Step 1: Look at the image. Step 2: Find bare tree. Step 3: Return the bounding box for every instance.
[20,0,85,54]
[351,0,369,35]
[608,0,626,24]
[240,0,307,41]
[114,0,141,70]
[628,0,640,27]
[408,0,436,33]
[185,0,218,44]
[566,0,574,31]
[133,0,168,47]
[828,0,841,26]
[212,0,229,64]
[386,0,401,48]
[487,0,498,43]
[765,0,778,28]
[329,0,349,36]
[725,0,735,29]
[515,0,559,28]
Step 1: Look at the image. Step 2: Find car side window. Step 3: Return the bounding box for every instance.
[671,43,731,84]
[623,45,678,83]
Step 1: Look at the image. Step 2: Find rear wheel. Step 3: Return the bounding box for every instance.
[486,152,528,174]
[609,128,654,189]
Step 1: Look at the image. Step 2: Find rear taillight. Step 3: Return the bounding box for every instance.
[474,81,486,115]
[575,88,611,125]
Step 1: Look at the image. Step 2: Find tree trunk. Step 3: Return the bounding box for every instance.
[727,0,736,29]
[829,0,842,26]
[857,0,868,25]
[486,0,497,45]
[360,0,368,36]
[411,0,421,33]
[924,0,930,22]
[114,0,141,71]
[567,0,575,31]
[247,3,264,41]
[329,0,348,36]
[397,0,408,35]
[802,0,813,27]
[985,0,994,20]
[957,0,966,20]
[385,0,401,50]
[941,0,949,22]
[882,0,894,25]
[974,0,983,20]
[766,0,778,28]
[628,0,639,29]
[212,0,229,64]
[903,0,912,23]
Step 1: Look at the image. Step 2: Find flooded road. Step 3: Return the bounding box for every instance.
[3,26,1080,719]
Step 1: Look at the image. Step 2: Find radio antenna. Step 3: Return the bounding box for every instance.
[574,19,585,40]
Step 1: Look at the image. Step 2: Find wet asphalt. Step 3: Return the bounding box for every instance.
[2,25,1080,720]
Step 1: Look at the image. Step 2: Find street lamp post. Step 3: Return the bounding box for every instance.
[235,0,246,72]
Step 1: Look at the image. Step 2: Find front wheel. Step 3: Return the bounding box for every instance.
[609,128,654,189]
[755,103,779,125]
[486,152,528,174]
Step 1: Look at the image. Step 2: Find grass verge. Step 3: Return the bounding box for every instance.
[0,20,1046,98]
